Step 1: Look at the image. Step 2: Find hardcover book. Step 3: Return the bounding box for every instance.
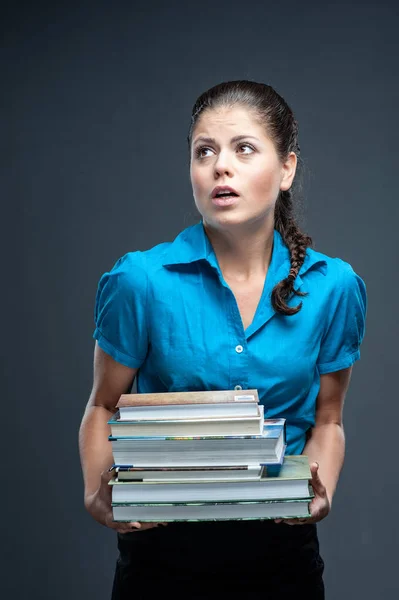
[117,401,260,421]
[117,389,259,407]
[109,419,286,466]
[108,405,264,437]
[109,456,312,503]
[111,498,312,522]
[113,464,267,482]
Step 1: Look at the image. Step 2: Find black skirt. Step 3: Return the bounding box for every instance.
[111,519,325,599]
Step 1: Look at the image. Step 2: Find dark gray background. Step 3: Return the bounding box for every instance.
[3,1,398,598]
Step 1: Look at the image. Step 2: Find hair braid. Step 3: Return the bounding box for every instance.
[272,189,312,315]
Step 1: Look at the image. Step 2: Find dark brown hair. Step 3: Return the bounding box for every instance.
[187,80,312,316]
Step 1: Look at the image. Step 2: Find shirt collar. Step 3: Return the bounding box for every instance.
[162,220,327,278]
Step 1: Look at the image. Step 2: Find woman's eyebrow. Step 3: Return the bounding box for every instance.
[193,135,260,146]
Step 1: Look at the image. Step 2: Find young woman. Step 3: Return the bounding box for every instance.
[79,80,367,599]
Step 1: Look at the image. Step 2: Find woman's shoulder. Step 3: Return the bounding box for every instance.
[304,246,366,304]
[107,223,201,278]
[306,248,362,278]
[105,241,173,279]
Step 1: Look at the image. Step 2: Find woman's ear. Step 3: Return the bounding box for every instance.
[280,152,297,192]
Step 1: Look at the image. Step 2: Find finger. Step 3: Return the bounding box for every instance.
[310,462,326,496]
[139,522,168,530]
[114,521,142,533]
[115,521,168,533]
[281,519,301,526]
[105,511,140,530]
[141,521,168,529]
[280,518,309,526]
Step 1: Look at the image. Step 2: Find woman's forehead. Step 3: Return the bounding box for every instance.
[193,106,265,140]
[196,105,257,125]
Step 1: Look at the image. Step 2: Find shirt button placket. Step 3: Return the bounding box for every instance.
[232,343,247,390]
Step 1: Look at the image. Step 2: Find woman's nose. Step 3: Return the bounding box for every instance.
[213,151,233,176]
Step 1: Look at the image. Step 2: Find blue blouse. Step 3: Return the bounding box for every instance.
[93,221,367,455]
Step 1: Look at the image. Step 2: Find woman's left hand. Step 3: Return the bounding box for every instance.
[274,461,331,526]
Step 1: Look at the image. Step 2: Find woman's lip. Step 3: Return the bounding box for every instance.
[211,195,240,207]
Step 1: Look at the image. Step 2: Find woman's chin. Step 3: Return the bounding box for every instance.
[204,213,257,230]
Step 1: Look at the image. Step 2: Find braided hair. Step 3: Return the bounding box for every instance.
[187,80,313,316]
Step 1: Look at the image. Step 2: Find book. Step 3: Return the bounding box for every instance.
[109,419,286,467]
[111,499,312,522]
[108,405,264,437]
[117,401,260,421]
[113,464,268,482]
[117,389,259,407]
[109,456,311,503]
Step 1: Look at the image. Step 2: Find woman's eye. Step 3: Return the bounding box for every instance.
[195,146,212,158]
[239,143,254,154]
[195,143,254,158]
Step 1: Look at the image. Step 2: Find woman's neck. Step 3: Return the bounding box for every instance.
[203,219,275,282]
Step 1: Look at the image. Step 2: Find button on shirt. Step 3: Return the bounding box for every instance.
[93,221,367,455]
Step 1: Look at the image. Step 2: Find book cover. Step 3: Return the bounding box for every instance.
[109,456,313,503]
[117,389,259,407]
[108,416,284,441]
[111,498,313,507]
[118,402,260,421]
[113,465,265,483]
[108,407,263,437]
[110,456,307,479]
[111,499,312,522]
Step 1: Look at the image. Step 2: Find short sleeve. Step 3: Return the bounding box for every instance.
[317,260,367,375]
[93,251,149,368]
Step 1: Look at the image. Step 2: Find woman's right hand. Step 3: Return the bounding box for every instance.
[85,468,168,534]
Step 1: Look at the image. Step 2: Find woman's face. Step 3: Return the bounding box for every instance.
[189,105,296,230]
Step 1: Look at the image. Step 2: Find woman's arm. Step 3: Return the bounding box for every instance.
[79,341,138,504]
[276,365,353,525]
[303,365,353,506]
[79,342,168,533]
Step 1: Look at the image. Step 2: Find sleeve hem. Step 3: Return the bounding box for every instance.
[317,349,360,375]
[93,328,144,369]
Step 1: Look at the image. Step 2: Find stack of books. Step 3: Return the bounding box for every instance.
[108,390,313,522]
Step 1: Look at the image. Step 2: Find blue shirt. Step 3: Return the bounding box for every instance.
[93,221,367,455]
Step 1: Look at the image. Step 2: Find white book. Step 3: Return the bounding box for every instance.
[110,456,311,503]
[108,405,264,437]
[118,402,259,421]
[114,464,264,482]
[112,499,311,522]
[109,418,286,467]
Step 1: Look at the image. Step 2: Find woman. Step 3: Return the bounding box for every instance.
[79,80,367,599]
